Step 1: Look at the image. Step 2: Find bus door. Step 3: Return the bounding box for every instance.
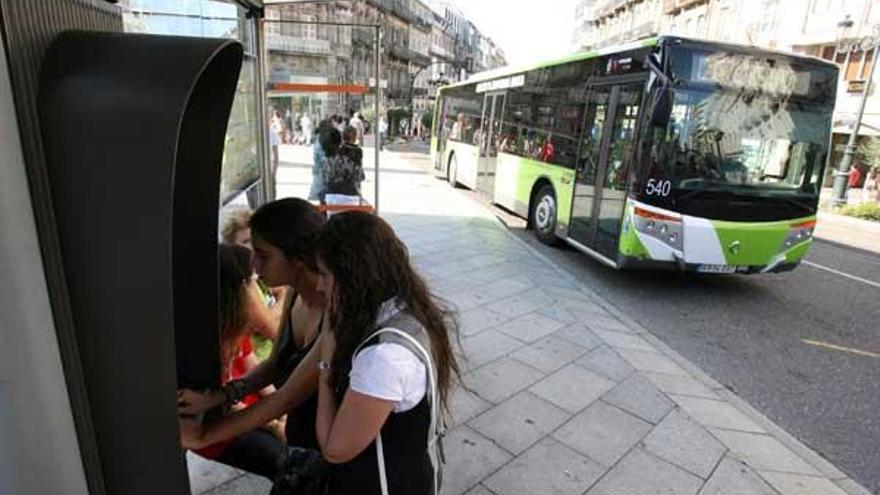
[476,91,506,197]
[569,80,643,260]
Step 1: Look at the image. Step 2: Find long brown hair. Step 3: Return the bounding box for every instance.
[250,198,325,262]
[218,243,253,371]
[315,212,461,410]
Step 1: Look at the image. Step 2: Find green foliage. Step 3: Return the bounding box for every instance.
[858,137,880,169]
[837,201,880,222]
[421,111,433,130]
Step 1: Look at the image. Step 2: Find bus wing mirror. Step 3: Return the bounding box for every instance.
[645,54,674,128]
[651,88,673,128]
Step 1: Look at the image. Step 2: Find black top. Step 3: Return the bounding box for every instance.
[327,336,433,495]
[273,293,320,449]
[322,143,364,197]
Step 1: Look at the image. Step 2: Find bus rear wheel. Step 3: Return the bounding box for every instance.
[447,154,459,188]
[532,184,559,246]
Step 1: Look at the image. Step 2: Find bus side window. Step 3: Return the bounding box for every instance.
[579,102,607,184]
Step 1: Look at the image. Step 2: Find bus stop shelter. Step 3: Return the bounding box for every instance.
[237,0,386,213]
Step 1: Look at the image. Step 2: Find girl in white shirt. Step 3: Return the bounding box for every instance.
[312,211,461,495]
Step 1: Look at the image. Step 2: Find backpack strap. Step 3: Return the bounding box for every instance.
[353,325,441,495]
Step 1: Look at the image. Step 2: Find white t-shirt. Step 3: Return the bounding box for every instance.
[349,339,427,413]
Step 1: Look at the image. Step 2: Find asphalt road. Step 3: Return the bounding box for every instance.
[508,225,880,493]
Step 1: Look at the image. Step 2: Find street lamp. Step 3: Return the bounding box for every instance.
[830,16,880,206]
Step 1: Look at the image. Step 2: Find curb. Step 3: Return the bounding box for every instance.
[818,211,880,234]
[446,183,873,495]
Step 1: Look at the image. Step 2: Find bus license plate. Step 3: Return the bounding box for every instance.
[697,264,737,274]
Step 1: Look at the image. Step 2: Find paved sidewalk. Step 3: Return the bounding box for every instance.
[190,146,871,495]
[814,212,880,254]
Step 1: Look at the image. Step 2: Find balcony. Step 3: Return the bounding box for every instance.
[413,51,431,66]
[414,15,433,32]
[352,28,375,47]
[430,44,452,60]
[663,0,707,14]
[366,0,415,23]
[267,34,331,56]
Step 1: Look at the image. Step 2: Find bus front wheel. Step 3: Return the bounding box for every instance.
[532,185,559,246]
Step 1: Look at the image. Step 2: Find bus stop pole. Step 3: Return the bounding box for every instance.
[254,13,272,202]
[374,25,381,215]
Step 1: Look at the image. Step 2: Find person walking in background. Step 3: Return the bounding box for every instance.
[284,109,293,144]
[379,115,388,151]
[349,111,365,145]
[309,119,334,202]
[269,111,283,197]
[847,164,863,203]
[301,114,314,146]
[320,126,365,207]
[332,114,346,134]
[864,167,880,203]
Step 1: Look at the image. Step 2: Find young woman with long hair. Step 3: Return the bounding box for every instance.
[179,198,328,452]
[189,244,285,479]
[312,211,461,494]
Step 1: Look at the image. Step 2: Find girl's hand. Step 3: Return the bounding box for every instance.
[177,388,224,415]
[179,417,207,450]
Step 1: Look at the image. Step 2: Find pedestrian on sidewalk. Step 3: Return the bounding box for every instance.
[320,126,365,207]
[349,111,365,145]
[379,115,388,151]
[313,211,460,495]
[863,167,879,203]
[309,119,334,202]
[847,164,863,203]
[301,114,314,146]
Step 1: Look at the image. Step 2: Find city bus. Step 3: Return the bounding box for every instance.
[430,36,839,274]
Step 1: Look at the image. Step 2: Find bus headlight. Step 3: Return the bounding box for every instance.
[781,219,816,251]
[633,206,683,251]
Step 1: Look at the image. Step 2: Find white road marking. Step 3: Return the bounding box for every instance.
[801,339,880,358]
[802,261,880,289]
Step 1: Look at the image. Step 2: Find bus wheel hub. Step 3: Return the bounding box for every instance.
[536,197,554,230]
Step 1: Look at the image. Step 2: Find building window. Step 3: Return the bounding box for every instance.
[824,46,876,82]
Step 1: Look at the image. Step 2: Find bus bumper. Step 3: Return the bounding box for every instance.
[617,255,801,274]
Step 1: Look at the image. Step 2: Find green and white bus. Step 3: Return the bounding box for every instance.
[430,36,838,274]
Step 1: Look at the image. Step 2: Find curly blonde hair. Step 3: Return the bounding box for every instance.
[221,208,252,245]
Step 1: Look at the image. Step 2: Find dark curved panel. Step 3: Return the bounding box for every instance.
[39,31,242,494]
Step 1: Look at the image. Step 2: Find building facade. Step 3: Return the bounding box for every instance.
[265,0,506,135]
[573,0,880,183]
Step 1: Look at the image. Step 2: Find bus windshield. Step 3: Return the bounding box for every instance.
[648,46,837,199]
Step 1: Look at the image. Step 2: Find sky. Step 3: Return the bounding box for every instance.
[451,0,581,66]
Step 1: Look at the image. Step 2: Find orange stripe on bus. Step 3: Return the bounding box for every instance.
[267,82,370,94]
[634,206,680,222]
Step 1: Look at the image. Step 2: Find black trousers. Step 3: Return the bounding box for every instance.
[216,428,286,480]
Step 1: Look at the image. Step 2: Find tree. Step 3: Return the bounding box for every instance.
[858,137,880,170]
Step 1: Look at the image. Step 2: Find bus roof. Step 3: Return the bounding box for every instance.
[440,35,837,91]
[441,37,658,91]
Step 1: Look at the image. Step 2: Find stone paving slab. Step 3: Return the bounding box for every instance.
[552,400,652,468]
[530,364,616,414]
[602,373,675,425]
[698,455,778,495]
[192,148,869,495]
[585,449,704,495]
[640,409,726,479]
[469,391,571,455]
[483,438,605,495]
[509,335,590,373]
